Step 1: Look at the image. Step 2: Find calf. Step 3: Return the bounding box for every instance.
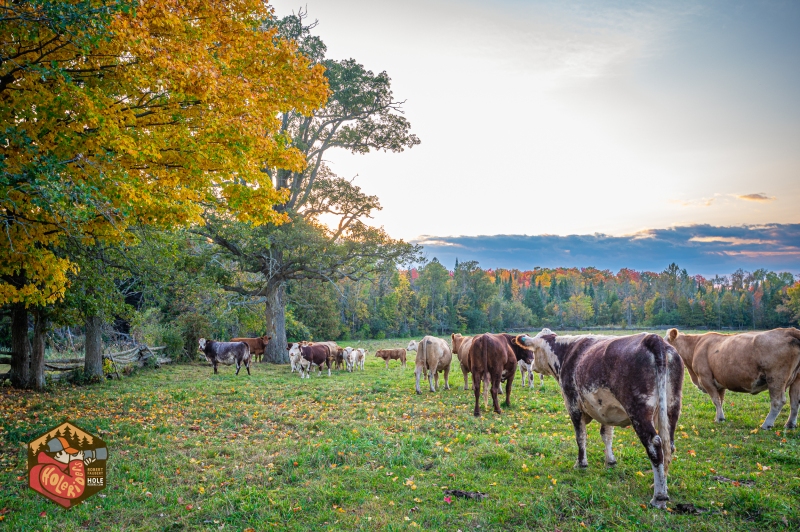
[230,335,272,363]
[375,348,407,369]
[409,337,452,394]
[353,348,366,371]
[199,338,251,375]
[298,344,331,378]
[468,333,518,416]
[515,331,683,509]
[287,342,309,372]
[666,327,800,429]
[451,333,475,390]
[343,347,356,372]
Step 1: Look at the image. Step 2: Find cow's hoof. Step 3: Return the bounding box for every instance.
[760,423,773,430]
[473,410,481,417]
[605,460,617,467]
[574,461,588,469]
[715,417,726,423]
[416,390,421,395]
[784,421,797,429]
[650,495,669,510]
[494,408,503,415]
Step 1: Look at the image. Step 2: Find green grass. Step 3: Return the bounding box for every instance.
[1,334,798,531]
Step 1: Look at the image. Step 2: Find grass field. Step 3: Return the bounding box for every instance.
[1,334,798,531]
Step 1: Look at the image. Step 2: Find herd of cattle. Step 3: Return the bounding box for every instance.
[198,327,800,509]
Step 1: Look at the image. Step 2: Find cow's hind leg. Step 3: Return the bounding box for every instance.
[786,376,800,429]
[762,382,787,429]
[415,366,423,395]
[472,371,482,417]
[430,368,437,393]
[462,367,469,390]
[701,376,726,422]
[236,363,241,376]
[504,372,514,408]
[443,364,451,390]
[570,410,591,468]
[600,425,616,466]
[631,417,669,509]
[491,375,503,414]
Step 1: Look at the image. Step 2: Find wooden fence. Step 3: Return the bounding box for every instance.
[0,345,170,382]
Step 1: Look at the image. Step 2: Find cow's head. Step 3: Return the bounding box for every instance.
[288,343,302,360]
[515,331,559,378]
[198,338,207,350]
[262,335,272,343]
[451,333,463,353]
[406,340,418,352]
[664,328,694,364]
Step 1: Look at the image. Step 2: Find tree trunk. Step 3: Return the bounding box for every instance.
[31,310,47,390]
[84,314,104,378]
[10,304,31,388]
[263,282,289,363]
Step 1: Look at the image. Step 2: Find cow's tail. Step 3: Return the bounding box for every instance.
[646,334,672,473]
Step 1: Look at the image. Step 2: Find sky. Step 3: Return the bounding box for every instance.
[269,0,800,275]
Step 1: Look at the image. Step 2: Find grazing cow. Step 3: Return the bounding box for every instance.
[468,333,519,416]
[375,348,407,369]
[230,335,272,363]
[515,331,683,509]
[408,337,452,394]
[199,338,251,375]
[666,328,800,429]
[298,344,331,378]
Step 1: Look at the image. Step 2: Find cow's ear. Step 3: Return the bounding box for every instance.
[666,328,678,342]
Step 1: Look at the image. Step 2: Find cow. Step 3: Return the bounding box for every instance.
[666,328,800,429]
[451,333,475,390]
[352,348,366,371]
[230,335,272,363]
[375,348,407,369]
[297,343,331,378]
[408,337,452,394]
[515,331,683,509]
[315,341,344,370]
[518,328,551,388]
[287,342,309,372]
[198,338,251,375]
[342,347,356,372]
[468,333,519,417]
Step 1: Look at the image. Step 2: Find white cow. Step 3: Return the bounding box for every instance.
[288,342,303,373]
[343,346,356,372]
[519,328,552,388]
[353,348,366,371]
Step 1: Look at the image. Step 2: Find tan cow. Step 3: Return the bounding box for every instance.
[666,328,800,429]
[375,348,407,369]
[408,337,452,394]
[451,333,475,390]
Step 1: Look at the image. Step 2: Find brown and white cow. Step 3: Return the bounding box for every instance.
[468,333,519,416]
[199,338,251,375]
[408,337,452,394]
[297,343,331,378]
[515,331,683,509]
[313,341,343,370]
[352,348,366,371]
[230,335,272,363]
[375,348,407,369]
[666,328,800,429]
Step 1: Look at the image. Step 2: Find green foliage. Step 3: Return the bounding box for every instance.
[161,327,184,360]
[66,367,102,386]
[285,308,312,343]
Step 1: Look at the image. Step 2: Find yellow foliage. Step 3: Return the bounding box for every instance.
[1,0,329,306]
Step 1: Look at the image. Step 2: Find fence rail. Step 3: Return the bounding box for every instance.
[0,344,169,382]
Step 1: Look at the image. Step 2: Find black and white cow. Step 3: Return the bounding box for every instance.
[515,331,683,509]
[199,338,251,375]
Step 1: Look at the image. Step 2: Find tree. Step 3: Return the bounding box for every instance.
[1,0,328,387]
[198,11,420,362]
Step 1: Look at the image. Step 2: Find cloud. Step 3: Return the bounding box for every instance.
[412,224,800,276]
[737,193,775,202]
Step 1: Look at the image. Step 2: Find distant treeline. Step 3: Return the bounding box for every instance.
[286,260,800,341]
